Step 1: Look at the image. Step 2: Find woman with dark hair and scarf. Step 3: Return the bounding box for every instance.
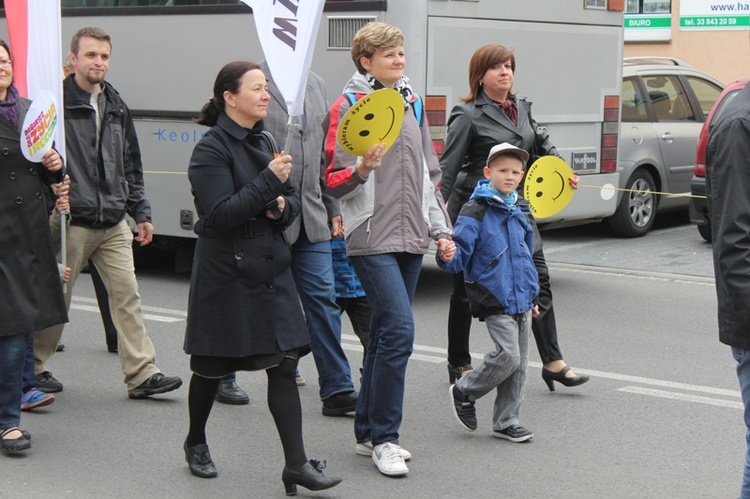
[0,39,67,455]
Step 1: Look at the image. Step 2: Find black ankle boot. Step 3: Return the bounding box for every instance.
[281,459,342,496]
[184,440,217,478]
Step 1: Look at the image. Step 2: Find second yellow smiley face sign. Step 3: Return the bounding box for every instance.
[337,88,405,157]
[523,156,575,219]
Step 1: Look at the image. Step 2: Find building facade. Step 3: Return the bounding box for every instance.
[624,0,750,84]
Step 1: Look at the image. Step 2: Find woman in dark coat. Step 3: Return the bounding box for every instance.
[0,39,67,454]
[183,61,341,495]
[440,44,589,391]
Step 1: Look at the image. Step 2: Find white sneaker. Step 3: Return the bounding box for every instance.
[371,442,409,476]
[356,441,412,461]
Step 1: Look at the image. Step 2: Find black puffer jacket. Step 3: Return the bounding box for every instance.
[63,75,151,228]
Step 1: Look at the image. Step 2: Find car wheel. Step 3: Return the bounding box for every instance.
[608,170,657,238]
[697,223,712,242]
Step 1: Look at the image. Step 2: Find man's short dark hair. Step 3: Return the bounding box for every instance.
[70,27,111,55]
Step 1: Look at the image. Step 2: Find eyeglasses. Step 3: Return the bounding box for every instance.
[0,59,12,68]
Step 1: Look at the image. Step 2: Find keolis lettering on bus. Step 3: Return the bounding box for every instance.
[155,128,206,143]
[273,0,299,50]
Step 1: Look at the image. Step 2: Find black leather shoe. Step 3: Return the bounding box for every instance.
[184,440,217,478]
[321,391,358,416]
[36,371,63,393]
[1,428,32,453]
[542,366,590,392]
[128,373,183,399]
[215,380,249,405]
[282,459,342,496]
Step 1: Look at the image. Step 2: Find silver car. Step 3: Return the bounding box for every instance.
[613,57,724,237]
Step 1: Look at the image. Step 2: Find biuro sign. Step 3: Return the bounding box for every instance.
[21,90,58,162]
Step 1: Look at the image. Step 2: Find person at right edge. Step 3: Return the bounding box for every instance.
[705,80,750,499]
[183,60,341,495]
[439,44,589,391]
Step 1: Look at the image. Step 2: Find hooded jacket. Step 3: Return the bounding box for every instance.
[438,180,538,319]
[63,75,150,228]
[323,72,451,257]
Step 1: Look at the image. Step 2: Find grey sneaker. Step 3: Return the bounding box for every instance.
[449,384,477,431]
[128,373,183,399]
[493,425,534,443]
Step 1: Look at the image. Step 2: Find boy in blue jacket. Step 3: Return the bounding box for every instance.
[438,142,539,442]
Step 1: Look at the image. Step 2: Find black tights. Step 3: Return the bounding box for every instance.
[186,357,307,469]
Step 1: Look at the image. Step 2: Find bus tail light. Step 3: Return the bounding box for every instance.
[426,95,447,158]
[601,95,619,173]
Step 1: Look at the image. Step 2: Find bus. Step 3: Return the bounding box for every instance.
[0,0,625,266]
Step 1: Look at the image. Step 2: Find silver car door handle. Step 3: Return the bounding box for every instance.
[661,132,674,143]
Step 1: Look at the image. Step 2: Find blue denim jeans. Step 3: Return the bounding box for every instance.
[351,253,422,445]
[22,333,36,393]
[733,347,750,499]
[0,333,28,432]
[291,230,354,400]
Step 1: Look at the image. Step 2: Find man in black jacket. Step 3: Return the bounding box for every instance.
[33,27,182,399]
[706,82,750,498]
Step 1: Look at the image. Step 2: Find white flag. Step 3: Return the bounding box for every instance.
[240,0,324,117]
[5,0,65,162]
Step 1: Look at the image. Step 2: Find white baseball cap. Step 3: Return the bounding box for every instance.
[486,142,530,166]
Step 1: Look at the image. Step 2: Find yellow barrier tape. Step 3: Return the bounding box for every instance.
[578,184,707,200]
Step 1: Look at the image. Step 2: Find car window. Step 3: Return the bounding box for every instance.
[621,77,648,122]
[643,75,693,122]
[686,76,724,120]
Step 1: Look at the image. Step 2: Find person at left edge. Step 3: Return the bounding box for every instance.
[32,27,182,399]
[0,38,67,454]
[183,60,342,494]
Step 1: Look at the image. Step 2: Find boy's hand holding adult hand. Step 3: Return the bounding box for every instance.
[436,238,456,263]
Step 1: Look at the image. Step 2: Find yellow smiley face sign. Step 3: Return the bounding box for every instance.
[337,88,405,157]
[523,156,575,219]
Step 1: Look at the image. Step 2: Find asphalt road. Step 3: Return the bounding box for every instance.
[2,213,741,498]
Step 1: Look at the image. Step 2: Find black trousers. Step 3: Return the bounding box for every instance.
[446,248,563,366]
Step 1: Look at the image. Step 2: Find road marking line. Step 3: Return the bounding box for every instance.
[618,386,743,409]
[548,263,715,285]
[72,296,188,316]
[70,296,187,323]
[342,334,740,398]
[70,301,739,399]
[69,304,184,323]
